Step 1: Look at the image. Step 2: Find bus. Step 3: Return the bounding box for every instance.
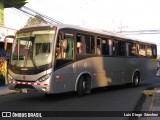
[0,26,16,85]
[7,24,157,96]
[0,36,15,85]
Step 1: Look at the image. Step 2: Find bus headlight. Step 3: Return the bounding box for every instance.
[38,73,51,82]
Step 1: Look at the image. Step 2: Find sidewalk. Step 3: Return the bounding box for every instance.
[142,87,160,120]
[0,85,19,96]
[149,87,160,120]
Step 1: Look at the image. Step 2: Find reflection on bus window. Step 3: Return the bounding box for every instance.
[36,43,50,55]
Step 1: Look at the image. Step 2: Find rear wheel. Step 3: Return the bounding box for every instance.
[77,75,91,96]
[132,72,140,87]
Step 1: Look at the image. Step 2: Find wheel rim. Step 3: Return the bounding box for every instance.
[134,75,139,86]
[82,81,86,90]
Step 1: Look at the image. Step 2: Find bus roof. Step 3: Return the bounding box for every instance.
[21,23,156,45]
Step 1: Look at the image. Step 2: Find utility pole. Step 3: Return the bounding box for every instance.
[118,17,128,33]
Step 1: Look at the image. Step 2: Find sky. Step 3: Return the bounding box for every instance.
[4,0,160,53]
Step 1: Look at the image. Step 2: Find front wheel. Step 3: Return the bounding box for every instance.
[132,72,140,87]
[76,75,91,96]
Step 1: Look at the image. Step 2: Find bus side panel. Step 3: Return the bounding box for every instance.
[53,57,156,93]
[75,56,112,88]
[53,63,76,93]
[125,58,140,84]
[75,57,130,88]
[126,58,156,83]
[103,57,130,85]
[76,56,157,88]
[141,59,157,80]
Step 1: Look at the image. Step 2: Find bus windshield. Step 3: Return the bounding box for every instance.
[11,30,55,68]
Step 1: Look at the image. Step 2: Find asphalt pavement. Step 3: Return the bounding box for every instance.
[0,82,160,120]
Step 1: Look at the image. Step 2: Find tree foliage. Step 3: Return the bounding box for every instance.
[24,15,48,27]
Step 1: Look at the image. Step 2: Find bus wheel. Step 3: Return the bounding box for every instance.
[132,72,140,87]
[77,75,91,96]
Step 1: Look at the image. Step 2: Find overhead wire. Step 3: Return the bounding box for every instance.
[5,8,29,20]
[117,29,160,35]
[3,1,160,35]
[2,1,62,24]
[21,6,62,24]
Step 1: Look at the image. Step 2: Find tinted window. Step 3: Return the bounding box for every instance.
[76,34,95,55]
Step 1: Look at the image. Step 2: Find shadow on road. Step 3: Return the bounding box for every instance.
[16,78,159,102]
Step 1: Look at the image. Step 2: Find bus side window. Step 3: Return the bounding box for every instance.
[152,45,157,58]
[91,36,95,54]
[146,45,152,58]
[102,39,109,55]
[85,35,95,54]
[65,35,74,59]
[128,42,137,56]
[76,34,95,55]
[112,40,117,56]
[138,44,146,57]
[117,41,125,56]
[96,38,101,55]
[56,32,74,59]
[56,35,62,59]
[77,35,86,54]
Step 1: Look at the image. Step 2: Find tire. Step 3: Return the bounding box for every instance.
[77,75,91,96]
[44,93,53,97]
[132,72,140,87]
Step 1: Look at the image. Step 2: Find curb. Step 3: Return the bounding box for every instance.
[0,91,19,96]
[0,86,20,96]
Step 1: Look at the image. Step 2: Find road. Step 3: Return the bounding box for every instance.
[0,77,160,120]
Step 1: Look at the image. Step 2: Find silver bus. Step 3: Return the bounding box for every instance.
[8,24,157,96]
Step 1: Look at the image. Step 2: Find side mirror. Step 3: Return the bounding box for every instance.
[4,35,15,50]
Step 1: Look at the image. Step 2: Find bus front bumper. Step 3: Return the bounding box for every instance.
[8,80,51,94]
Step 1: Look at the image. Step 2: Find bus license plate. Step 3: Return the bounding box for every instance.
[22,89,28,93]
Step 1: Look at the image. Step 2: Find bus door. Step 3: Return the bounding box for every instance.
[4,35,15,62]
[54,30,75,92]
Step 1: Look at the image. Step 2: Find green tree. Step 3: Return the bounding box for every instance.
[24,15,47,27]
